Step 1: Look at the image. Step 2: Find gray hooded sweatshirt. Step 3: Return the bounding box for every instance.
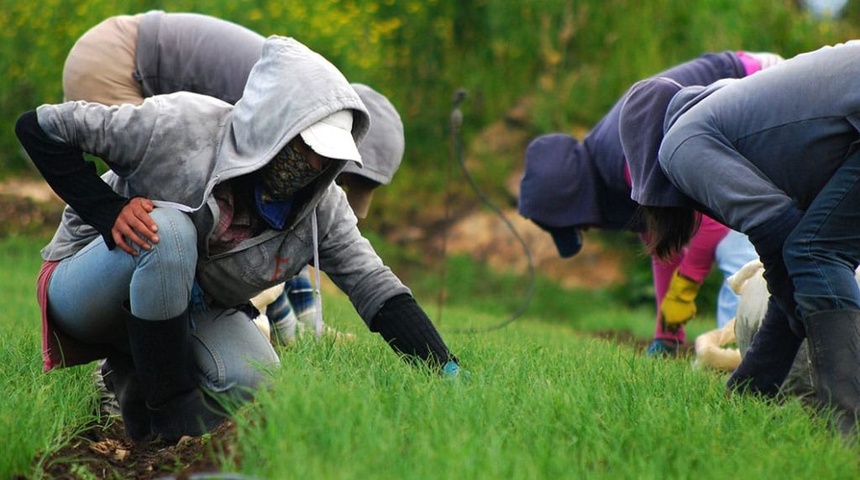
[36,36,410,323]
[657,41,860,234]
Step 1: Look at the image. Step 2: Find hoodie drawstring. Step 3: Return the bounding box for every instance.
[311,208,324,338]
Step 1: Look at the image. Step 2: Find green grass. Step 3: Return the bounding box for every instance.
[4,2,860,477]
[3,235,858,479]
[231,294,858,479]
[0,236,96,479]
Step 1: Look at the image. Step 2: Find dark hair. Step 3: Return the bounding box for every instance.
[640,206,700,260]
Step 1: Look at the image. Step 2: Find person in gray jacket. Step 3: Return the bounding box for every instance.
[620,41,860,436]
[17,35,460,443]
[62,10,405,344]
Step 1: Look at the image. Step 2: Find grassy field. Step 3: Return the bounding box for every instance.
[4,2,860,476]
[0,236,95,477]
[2,234,859,479]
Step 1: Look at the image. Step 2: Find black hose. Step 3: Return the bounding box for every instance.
[445,89,536,333]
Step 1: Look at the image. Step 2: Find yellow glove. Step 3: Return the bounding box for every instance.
[660,271,701,330]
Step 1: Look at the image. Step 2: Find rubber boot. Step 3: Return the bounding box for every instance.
[804,309,860,438]
[125,307,227,442]
[101,355,152,441]
[727,299,803,397]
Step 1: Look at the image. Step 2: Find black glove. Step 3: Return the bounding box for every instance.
[370,293,457,370]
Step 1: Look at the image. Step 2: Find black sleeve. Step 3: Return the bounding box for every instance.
[369,293,455,369]
[15,110,130,249]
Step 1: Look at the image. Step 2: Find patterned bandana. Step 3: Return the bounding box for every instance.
[258,142,324,202]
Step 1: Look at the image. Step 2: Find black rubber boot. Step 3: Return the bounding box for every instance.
[101,355,152,441]
[804,309,860,438]
[125,307,227,442]
[727,299,804,397]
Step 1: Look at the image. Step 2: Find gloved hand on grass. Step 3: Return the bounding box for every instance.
[442,360,470,379]
[660,270,701,331]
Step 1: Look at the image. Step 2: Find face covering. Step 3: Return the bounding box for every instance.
[258,142,324,202]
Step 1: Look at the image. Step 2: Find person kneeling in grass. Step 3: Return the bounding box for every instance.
[18,35,462,444]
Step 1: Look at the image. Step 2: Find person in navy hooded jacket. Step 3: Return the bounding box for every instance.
[518,51,782,356]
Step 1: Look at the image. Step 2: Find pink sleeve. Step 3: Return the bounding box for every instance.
[652,250,681,306]
[675,215,729,283]
[643,231,686,343]
[639,231,680,307]
[735,51,761,76]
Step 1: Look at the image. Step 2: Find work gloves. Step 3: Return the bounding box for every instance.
[661,270,701,331]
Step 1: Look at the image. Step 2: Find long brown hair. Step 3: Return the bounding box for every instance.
[640,206,700,260]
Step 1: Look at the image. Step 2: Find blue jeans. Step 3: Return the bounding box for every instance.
[48,207,278,392]
[784,150,860,317]
[714,230,759,327]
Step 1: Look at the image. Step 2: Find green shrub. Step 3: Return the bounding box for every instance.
[3,0,859,313]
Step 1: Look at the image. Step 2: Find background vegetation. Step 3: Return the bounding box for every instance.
[3,0,860,211]
[3,0,860,308]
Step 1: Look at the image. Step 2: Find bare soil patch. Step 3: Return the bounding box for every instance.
[0,177,64,238]
[19,418,240,480]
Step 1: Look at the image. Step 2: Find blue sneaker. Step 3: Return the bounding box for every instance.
[646,339,679,357]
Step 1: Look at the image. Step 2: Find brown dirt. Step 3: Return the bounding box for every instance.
[445,205,625,289]
[409,97,626,291]
[0,177,64,238]
[19,418,241,480]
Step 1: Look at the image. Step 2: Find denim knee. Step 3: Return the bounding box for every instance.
[783,224,855,313]
[191,306,280,400]
[783,227,812,269]
[145,208,198,268]
[130,208,198,319]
